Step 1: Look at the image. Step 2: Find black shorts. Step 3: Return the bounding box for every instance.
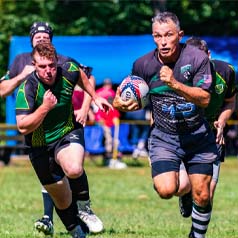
[29,128,85,185]
[28,146,64,185]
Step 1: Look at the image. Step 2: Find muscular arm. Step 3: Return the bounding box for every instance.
[0,65,35,98]
[76,69,97,100]
[169,80,210,108]
[81,75,95,112]
[0,77,22,98]
[77,69,113,112]
[16,90,57,135]
[214,95,236,144]
[74,75,95,126]
[218,96,236,124]
[160,65,210,108]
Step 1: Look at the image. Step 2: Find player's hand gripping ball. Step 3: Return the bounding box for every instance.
[119,75,149,109]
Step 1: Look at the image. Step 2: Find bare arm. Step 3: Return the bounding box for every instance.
[160,66,210,108]
[214,95,236,144]
[77,69,113,112]
[0,65,35,98]
[16,90,57,135]
[74,75,96,126]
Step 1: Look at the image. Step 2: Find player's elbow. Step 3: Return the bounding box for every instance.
[0,89,7,98]
[199,92,210,108]
[200,98,210,108]
[17,127,28,135]
[17,123,30,135]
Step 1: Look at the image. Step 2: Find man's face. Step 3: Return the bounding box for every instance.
[152,19,184,63]
[32,32,51,47]
[33,52,57,85]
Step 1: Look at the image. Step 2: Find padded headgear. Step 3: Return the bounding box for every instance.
[30,22,53,43]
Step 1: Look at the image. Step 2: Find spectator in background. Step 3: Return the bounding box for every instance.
[124,107,150,159]
[94,78,127,169]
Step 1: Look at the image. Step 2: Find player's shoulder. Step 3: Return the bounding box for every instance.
[18,72,39,93]
[25,71,38,84]
[57,54,92,77]
[182,43,210,69]
[134,49,156,64]
[57,54,77,64]
[59,61,80,84]
[183,43,207,58]
[13,52,32,63]
[61,60,80,72]
[211,59,235,71]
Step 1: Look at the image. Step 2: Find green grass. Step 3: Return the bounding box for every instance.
[0,155,238,238]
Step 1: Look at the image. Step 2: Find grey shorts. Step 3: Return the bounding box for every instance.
[148,123,218,177]
[180,159,221,183]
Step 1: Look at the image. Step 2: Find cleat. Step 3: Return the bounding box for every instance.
[77,200,104,233]
[179,191,193,218]
[69,225,86,238]
[34,215,54,236]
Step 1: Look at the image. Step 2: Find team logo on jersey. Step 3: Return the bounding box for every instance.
[215,84,224,94]
[66,62,79,72]
[180,64,191,79]
[197,74,212,87]
[70,134,80,140]
[162,102,196,119]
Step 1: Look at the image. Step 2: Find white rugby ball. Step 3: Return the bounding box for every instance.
[119,75,149,109]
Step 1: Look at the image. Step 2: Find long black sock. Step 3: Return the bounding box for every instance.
[68,170,90,201]
[55,202,78,231]
[42,190,54,221]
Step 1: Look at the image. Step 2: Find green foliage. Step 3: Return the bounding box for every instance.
[0,156,238,237]
[0,0,237,121]
[176,0,238,35]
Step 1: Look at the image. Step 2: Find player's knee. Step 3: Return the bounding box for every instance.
[64,164,84,178]
[193,191,210,207]
[153,184,175,199]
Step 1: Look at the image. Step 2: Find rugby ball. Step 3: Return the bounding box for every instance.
[119,75,149,109]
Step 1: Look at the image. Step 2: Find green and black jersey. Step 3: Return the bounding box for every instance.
[16,61,80,147]
[205,59,236,127]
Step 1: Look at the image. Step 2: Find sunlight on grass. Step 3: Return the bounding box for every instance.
[0,156,237,237]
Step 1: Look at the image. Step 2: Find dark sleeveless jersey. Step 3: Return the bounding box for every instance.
[132,43,212,134]
[205,59,236,125]
[15,61,81,147]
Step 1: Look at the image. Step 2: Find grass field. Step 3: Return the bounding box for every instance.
[0,155,237,238]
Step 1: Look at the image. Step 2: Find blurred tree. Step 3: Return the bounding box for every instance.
[0,0,237,121]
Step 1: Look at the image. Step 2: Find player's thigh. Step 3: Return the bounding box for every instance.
[29,147,65,185]
[56,143,85,176]
[153,171,179,197]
